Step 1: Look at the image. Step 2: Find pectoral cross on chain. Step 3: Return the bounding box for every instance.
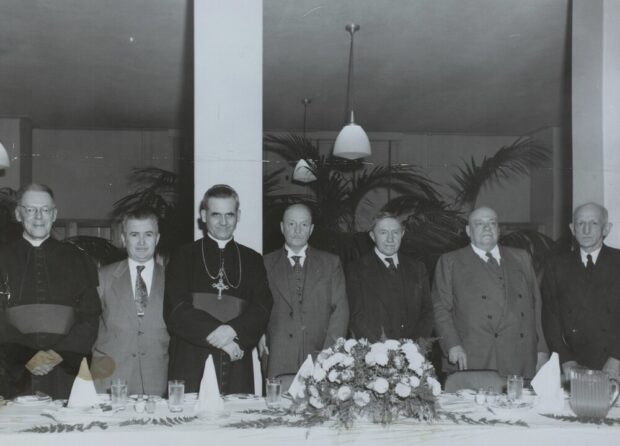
[212,270,229,299]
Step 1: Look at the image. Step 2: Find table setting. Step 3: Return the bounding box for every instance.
[2,344,620,446]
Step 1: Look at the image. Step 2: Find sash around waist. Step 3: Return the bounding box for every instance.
[6,304,76,335]
[191,292,247,322]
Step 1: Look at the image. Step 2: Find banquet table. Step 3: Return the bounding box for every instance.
[1,393,619,446]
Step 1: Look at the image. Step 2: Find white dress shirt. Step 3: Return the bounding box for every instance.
[580,246,602,266]
[471,243,502,265]
[374,247,400,268]
[128,257,155,297]
[285,244,308,267]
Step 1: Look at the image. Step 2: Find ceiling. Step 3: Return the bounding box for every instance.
[0,0,570,135]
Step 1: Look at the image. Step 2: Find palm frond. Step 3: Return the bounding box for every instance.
[264,134,320,162]
[450,137,550,209]
[499,229,557,275]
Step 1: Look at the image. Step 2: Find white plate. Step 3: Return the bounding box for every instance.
[14,395,52,406]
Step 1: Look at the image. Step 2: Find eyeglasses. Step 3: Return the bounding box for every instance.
[18,206,56,217]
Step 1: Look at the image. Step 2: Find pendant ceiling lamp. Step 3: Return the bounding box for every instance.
[333,24,371,160]
[0,141,10,169]
[293,98,318,183]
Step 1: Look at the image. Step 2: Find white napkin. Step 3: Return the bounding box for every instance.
[67,358,101,408]
[531,352,565,413]
[195,355,224,413]
[288,354,314,399]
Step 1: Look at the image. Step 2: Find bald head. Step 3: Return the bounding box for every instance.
[466,206,500,251]
[281,203,314,253]
[570,202,611,253]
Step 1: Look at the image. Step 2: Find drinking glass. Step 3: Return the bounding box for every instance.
[506,375,523,402]
[110,378,128,407]
[168,380,185,413]
[266,377,282,408]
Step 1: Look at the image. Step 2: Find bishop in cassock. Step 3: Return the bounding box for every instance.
[164,184,273,394]
[0,184,101,399]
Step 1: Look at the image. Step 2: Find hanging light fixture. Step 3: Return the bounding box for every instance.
[333,23,371,160]
[293,98,317,183]
[0,141,10,169]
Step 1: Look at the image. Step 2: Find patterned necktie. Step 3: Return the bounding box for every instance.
[135,265,148,316]
[385,257,397,274]
[291,255,302,273]
[485,252,502,274]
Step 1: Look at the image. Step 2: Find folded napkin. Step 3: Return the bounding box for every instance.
[195,355,224,413]
[531,352,565,413]
[67,358,101,408]
[288,354,314,399]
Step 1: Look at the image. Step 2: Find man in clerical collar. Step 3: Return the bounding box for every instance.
[262,203,348,379]
[92,208,169,396]
[345,211,433,342]
[0,183,101,399]
[164,184,272,394]
[542,202,620,379]
[432,206,548,379]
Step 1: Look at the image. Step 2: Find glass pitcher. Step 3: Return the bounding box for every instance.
[570,369,620,419]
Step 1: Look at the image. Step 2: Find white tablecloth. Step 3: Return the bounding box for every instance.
[1,394,619,446]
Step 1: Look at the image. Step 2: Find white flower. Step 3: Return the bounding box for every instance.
[341,369,354,382]
[375,352,389,366]
[370,342,388,355]
[409,375,420,388]
[308,385,319,398]
[393,356,403,369]
[406,350,426,371]
[309,396,324,408]
[337,385,352,401]
[317,349,332,365]
[384,339,401,350]
[342,354,355,367]
[401,342,419,356]
[373,377,389,394]
[344,339,358,353]
[427,376,442,396]
[335,338,346,349]
[365,352,377,366]
[353,391,371,407]
[358,338,369,347]
[313,364,327,381]
[328,369,340,383]
[395,382,412,398]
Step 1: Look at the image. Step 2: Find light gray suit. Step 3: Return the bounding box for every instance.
[264,246,348,378]
[92,260,169,396]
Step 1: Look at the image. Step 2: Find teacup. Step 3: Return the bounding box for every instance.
[570,369,620,419]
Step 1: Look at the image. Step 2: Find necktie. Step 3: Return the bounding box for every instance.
[385,257,397,274]
[135,265,148,316]
[586,254,594,271]
[292,255,302,273]
[485,252,502,274]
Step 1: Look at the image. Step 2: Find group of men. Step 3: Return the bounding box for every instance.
[0,182,618,399]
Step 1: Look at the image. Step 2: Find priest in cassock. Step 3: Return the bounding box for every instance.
[0,184,101,399]
[164,184,273,394]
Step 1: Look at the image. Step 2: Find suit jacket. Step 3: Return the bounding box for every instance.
[92,259,169,396]
[346,251,433,342]
[432,245,547,378]
[542,244,620,369]
[264,246,348,378]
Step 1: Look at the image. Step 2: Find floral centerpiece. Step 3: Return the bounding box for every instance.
[290,338,441,428]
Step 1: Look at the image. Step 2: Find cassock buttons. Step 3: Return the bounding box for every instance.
[487,315,492,319]
[289,334,293,338]
[481,295,487,300]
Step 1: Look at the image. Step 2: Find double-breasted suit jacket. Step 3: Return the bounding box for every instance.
[432,246,547,378]
[264,246,348,378]
[93,260,169,396]
[346,252,433,342]
[542,245,620,369]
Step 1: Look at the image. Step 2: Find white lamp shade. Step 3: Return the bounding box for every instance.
[0,142,9,168]
[292,159,317,183]
[333,123,371,160]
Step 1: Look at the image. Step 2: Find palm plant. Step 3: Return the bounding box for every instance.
[263,133,554,270]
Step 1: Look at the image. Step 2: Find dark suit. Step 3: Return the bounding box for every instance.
[346,251,433,342]
[264,246,348,378]
[92,260,169,396]
[432,245,546,378]
[542,245,620,369]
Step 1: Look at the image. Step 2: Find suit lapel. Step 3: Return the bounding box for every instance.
[270,248,293,310]
[303,247,320,301]
[368,254,393,312]
[111,260,139,324]
[144,263,164,317]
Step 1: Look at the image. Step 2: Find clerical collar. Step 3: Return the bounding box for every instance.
[285,244,308,267]
[580,246,602,266]
[471,244,501,263]
[22,233,49,247]
[207,233,232,249]
[374,247,399,267]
